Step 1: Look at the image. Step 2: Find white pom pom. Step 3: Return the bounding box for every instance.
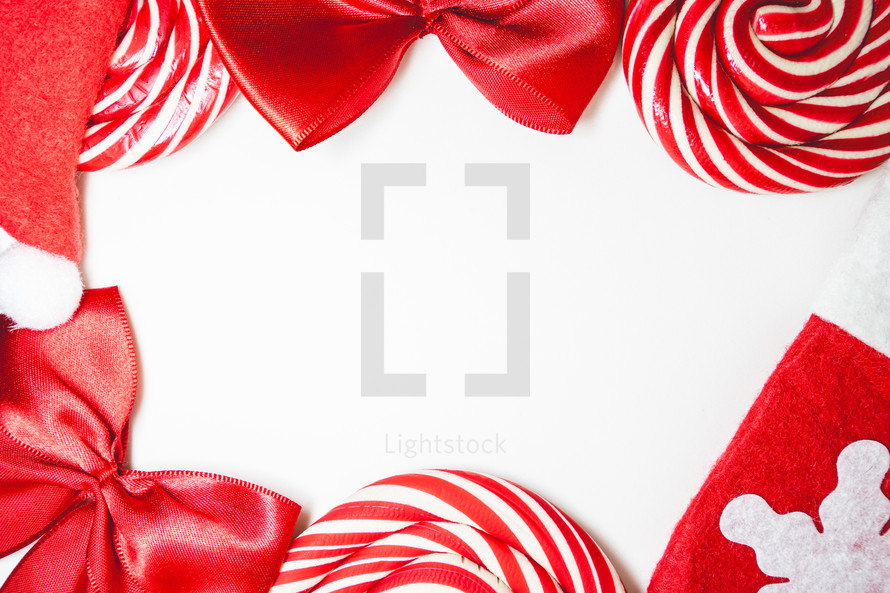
[0,243,83,330]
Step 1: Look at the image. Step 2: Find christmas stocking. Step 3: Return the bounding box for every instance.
[0,0,129,330]
[649,172,890,591]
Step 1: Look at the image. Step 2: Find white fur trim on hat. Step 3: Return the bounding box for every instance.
[815,168,890,357]
[0,241,83,330]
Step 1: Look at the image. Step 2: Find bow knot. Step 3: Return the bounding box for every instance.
[95,465,118,487]
[419,10,444,36]
[89,463,123,498]
[197,0,623,150]
[0,288,300,593]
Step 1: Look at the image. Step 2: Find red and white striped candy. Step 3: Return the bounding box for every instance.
[78,0,238,171]
[624,0,890,193]
[273,470,626,593]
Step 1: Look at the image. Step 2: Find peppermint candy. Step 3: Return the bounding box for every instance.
[624,0,890,193]
[273,470,626,593]
[79,0,238,171]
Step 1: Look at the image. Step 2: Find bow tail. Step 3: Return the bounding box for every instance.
[433,3,623,135]
[102,471,300,593]
[435,30,573,133]
[256,19,420,151]
[296,34,413,150]
[0,436,85,557]
[197,0,425,150]
[0,502,95,593]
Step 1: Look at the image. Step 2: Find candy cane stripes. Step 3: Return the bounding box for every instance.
[273,471,625,593]
[624,0,890,193]
[79,0,237,171]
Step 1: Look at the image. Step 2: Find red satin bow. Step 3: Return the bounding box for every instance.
[0,287,300,593]
[197,0,624,150]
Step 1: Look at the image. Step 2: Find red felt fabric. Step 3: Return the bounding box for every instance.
[649,314,890,592]
[0,0,130,262]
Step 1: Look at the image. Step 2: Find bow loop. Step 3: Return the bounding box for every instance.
[198,0,622,150]
[0,289,133,473]
[0,288,301,593]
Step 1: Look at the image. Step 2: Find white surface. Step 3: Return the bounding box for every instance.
[0,43,879,592]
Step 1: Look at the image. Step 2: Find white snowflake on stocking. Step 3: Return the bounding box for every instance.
[720,440,890,592]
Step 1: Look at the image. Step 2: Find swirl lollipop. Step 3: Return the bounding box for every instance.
[78,0,238,171]
[273,470,626,593]
[624,0,890,193]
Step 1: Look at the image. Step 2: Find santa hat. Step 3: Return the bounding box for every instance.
[649,170,890,591]
[0,0,130,330]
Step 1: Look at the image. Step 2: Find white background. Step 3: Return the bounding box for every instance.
[1,41,877,592]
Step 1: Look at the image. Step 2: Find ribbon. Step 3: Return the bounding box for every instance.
[0,287,300,593]
[197,0,624,150]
